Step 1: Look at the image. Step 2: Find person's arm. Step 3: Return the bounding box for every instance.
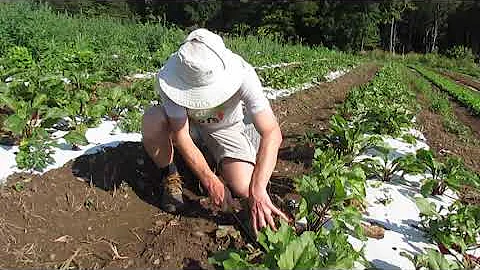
[249,107,290,235]
[168,117,232,208]
[236,58,289,234]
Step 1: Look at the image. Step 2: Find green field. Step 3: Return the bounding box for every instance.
[1,2,480,270]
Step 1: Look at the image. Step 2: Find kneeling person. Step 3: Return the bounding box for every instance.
[142,28,288,235]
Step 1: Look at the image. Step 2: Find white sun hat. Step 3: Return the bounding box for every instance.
[157,28,245,110]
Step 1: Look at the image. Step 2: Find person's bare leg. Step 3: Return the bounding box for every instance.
[142,105,183,212]
[221,157,254,198]
[142,106,173,168]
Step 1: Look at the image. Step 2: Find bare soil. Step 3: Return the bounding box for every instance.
[0,63,379,269]
[416,90,480,173]
[450,98,480,137]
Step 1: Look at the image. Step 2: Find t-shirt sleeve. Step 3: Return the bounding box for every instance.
[155,74,187,120]
[239,61,270,115]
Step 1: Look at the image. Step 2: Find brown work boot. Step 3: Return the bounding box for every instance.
[160,172,184,213]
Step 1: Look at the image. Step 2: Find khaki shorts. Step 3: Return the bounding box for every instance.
[190,120,261,167]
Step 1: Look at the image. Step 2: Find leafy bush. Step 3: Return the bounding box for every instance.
[446,45,476,63]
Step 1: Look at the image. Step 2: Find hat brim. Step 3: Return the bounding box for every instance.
[157,51,244,110]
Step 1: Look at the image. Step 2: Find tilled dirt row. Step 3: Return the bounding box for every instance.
[0,63,379,269]
[416,90,480,173]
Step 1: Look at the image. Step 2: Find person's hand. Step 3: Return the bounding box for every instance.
[249,187,290,236]
[205,176,236,211]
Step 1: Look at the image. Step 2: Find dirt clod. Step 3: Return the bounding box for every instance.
[361,223,385,239]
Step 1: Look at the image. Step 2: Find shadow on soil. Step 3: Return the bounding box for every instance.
[278,144,314,168]
[70,141,238,225]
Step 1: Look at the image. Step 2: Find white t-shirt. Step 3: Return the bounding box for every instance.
[155,55,270,132]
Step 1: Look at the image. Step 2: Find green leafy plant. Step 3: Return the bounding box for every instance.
[95,86,139,121]
[63,126,89,148]
[363,104,415,136]
[295,149,366,237]
[401,249,460,270]
[15,128,56,171]
[414,149,477,197]
[416,197,480,268]
[0,82,66,139]
[401,133,418,144]
[13,181,25,192]
[0,74,88,148]
[341,64,417,136]
[296,129,322,147]
[320,114,378,164]
[1,46,35,70]
[118,108,143,133]
[210,221,319,269]
[360,146,421,182]
[210,221,367,269]
[0,67,92,146]
[409,71,471,138]
[416,149,448,196]
[413,65,480,115]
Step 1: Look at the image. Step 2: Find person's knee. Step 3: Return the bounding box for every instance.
[235,185,250,198]
[142,106,169,140]
[221,158,252,198]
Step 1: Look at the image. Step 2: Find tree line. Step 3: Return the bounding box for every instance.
[34,0,480,58]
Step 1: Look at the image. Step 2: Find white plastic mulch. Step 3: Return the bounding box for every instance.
[347,129,448,269]
[349,127,479,269]
[254,62,302,71]
[1,69,472,269]
[0,121,141,182]
[263,68,350,100]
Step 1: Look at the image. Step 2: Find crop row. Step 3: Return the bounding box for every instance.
[0,2,359,90]
[211,63,480,269]
[210,64,407,268]
[412,65,480,115]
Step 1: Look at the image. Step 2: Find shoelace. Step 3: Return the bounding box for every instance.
[163,173,183,195]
